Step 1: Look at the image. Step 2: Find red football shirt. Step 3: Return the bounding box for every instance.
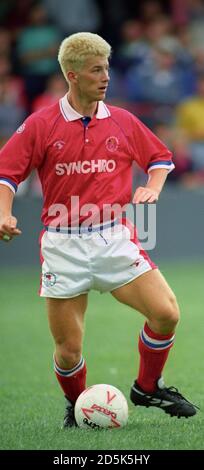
[0,95,174,226]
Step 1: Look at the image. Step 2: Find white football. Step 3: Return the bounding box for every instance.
[74,384,128,429]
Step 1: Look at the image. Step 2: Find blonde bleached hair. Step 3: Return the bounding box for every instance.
[58,32,111,82]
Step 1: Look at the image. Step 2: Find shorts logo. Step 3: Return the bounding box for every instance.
[42,272,56,287]
[53,140,65,150]
[16,123,26,133]
[105,136,119,152]
[131,260,140,268]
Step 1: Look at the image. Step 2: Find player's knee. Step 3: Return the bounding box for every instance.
[155,294,180,329]
[56,343,82,370]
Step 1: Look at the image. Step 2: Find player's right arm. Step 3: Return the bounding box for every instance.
[0,114,45,242]
[0,185,22,241]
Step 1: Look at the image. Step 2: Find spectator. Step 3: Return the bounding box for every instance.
[0,75,26,144]
[0,55,27,108]
[1,1,35,40]
[115,20,149,72]
[98,0,128,48]
[144,15,173,46]
[191,46,204,78]
[153,121,192,182]
[32,73,67,112]
[0,27,12,58]
[176,73,204,171]
[43,0,101,36]
[16,3,61,105]
[124,40,192,125]
[139,0,165,21]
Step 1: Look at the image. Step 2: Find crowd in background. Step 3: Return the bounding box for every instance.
[1,0,204,196]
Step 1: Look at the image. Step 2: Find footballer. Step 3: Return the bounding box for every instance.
[0,33,198,427]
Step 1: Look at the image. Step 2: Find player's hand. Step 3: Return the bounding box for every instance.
[132,186,159,204]
[0,215,22,242]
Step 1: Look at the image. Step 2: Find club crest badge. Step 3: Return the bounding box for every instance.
[42,272,56,287]
[105,136,119,152]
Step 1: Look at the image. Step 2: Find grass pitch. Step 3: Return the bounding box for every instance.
[0,263,203,450]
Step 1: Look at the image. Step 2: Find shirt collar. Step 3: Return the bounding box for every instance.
[59,94,111,122]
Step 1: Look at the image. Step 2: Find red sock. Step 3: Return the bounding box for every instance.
[137,322,175,392]
[54,356,87,403]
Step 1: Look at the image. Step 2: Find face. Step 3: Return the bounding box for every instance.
[70,56,110,102]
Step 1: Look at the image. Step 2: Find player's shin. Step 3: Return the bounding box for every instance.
[136,322,175,392]
[54,355,87,403]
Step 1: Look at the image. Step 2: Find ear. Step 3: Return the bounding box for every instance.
[67,71,78,84]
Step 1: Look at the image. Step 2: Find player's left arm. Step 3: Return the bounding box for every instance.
[133,168,169,204]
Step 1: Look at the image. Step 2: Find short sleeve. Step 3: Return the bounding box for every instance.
[0,114,45,193]
[129,114,175,174]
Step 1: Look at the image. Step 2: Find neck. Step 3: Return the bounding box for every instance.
[67,92,98,118]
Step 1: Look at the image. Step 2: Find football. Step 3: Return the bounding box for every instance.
[74,384,128,429]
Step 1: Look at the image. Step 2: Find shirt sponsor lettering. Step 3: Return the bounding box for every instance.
[55,159,116,175]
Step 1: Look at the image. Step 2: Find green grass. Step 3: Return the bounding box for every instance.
[0,263,203,450]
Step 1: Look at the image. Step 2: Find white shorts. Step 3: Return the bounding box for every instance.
[39,221,156,298]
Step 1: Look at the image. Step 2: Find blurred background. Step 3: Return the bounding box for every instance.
[0,0,204,263]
